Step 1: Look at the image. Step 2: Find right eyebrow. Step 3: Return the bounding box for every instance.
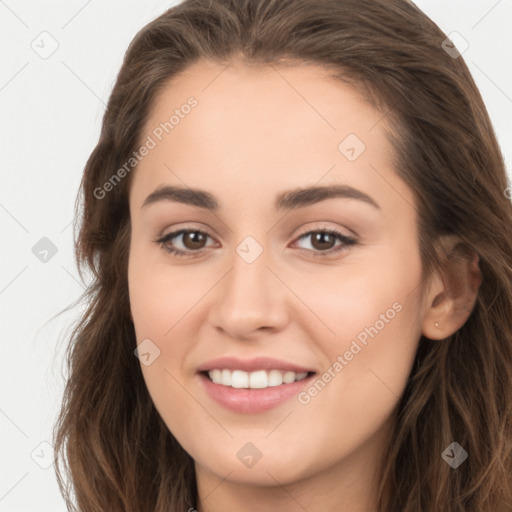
[141,184,380,211]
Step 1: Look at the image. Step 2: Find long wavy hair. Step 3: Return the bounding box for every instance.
[53,0,512,510]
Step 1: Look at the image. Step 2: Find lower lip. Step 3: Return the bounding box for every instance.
[198,372,315,413]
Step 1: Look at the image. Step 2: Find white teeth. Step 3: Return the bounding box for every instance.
[283,371,296,384]
[231,370,249,388]
[210,369,221,384]
[207,369,310,389]
[221,369,231,386]
[249,370,267,389]
[268,369,283,387]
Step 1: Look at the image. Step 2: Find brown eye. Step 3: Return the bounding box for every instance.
[181,231,207,250]
[156,229,215,256]
[310,232,337,251]
[293,229,357,257]
[156,227,357,259]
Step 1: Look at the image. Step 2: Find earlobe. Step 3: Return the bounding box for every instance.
[422,237,482,341]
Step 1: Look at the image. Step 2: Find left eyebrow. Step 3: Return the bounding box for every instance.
[141,184,380,211]
[142,185,219,210]
[275,184,380,211]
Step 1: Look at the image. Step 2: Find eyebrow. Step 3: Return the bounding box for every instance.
[141,184,380,211]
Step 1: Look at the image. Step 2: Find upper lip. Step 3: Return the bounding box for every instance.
[197,356,316,374]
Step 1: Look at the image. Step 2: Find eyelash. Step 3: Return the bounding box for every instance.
[154,227,358,259]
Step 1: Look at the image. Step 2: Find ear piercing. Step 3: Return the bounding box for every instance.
[435,321,440,328]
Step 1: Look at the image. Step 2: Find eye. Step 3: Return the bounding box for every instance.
[155,229,216,257]
[292,228,357,257]
[154,227,357,258]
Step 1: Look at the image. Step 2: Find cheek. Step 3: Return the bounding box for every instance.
[286,275,422,477]
[128,247,207,342]
[127,252,204,442]
[291,246,423,417]
[127,248,212,409]
[288,243,423,354]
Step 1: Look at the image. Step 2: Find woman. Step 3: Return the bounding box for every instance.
[54,0,512,510]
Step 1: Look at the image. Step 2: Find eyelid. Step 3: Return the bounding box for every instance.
[293,223,357,241]
[157,221,356,241]
[155,223,358,257]
[290,227,357,257]
[156,227,217,256]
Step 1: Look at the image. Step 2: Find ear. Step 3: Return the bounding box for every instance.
[422,236,482,340]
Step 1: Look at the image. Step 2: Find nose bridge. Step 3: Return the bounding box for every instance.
[224,239,278,310]
[208,235,289,337]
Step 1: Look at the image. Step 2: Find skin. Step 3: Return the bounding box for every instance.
[127,58,481,512]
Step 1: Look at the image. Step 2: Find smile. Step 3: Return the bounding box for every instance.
[206,369,311,389]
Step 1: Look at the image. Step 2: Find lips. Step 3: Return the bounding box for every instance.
[196,356,316,374]
[196,356,317,413]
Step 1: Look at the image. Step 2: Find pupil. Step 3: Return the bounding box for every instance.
[313,233,334,250]
[186,232,205,249]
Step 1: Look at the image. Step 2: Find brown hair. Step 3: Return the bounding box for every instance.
[53,0,512,510]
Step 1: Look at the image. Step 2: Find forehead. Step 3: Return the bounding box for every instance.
[143,58,388,144]
[130,58,408,216]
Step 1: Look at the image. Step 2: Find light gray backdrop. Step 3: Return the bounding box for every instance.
[1,1,511,510]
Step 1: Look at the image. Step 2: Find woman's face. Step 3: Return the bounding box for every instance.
[128,59,428,495]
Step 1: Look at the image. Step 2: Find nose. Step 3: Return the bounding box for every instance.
[207,244,290,340]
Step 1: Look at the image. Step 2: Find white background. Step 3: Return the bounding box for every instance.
[1,1,511,510]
